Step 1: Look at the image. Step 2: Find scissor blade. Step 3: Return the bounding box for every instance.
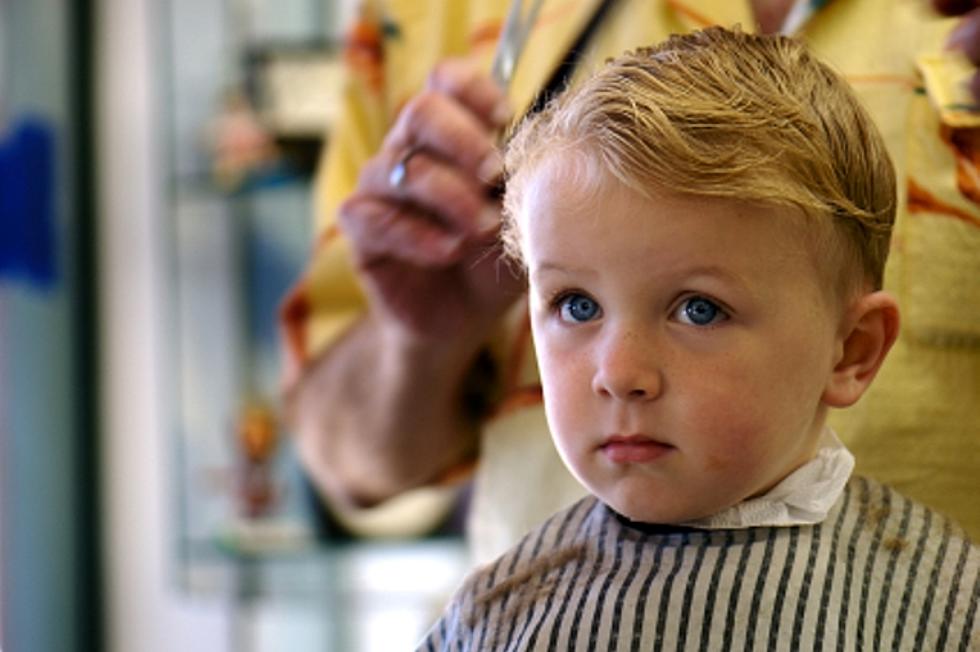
[491,0,545,88]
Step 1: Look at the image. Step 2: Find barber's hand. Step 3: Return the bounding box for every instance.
[936,0,980,101]
[339,58,523,344]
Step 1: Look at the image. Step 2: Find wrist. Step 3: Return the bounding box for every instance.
[372,309,490,378]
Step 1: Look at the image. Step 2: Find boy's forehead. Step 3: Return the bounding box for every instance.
[526,149,605,198]
[522,151,802,228]
[518,154,844,295]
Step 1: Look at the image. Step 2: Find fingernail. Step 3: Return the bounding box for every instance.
[478,149,504,185]
[477,205,501,234]
[492,99,514,127]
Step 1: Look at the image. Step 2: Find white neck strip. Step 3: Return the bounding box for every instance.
[680,427,854,530]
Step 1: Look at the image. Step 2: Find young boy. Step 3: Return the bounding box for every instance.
[417,27,979,651]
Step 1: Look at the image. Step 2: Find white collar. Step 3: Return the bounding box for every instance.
[680,427,854,530]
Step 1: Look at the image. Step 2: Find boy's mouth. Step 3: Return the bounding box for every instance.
[599,434,674,464]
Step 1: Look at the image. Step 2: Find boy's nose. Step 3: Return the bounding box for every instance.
[591,329,663,401]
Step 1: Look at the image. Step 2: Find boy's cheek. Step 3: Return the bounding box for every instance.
[701,452,731,472]
[683,398,770,467]
[535,337,586,387]
[541,368,598,446]
[541,370,587,422]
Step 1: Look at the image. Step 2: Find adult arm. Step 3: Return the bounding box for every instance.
[286,59,523,508]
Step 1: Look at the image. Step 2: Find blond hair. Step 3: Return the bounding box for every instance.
[502,26,895,293]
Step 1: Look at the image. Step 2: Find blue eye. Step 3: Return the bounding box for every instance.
[678,296,727,326]
[558,293,601,323]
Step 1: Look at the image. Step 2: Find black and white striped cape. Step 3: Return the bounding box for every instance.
[418,476,978,651]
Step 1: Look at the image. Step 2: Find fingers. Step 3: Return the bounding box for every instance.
[359,147,499,236]
[342,57,509,273]
[385,58,510,181]
[427,58,513,128]
[385,90,505,185]
[340,194,494,269]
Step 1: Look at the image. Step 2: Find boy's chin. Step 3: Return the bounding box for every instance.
[600,495,705,526]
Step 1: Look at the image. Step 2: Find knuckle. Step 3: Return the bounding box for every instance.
[428,57,471,92]
[337,196,366,230]
[340,195,388,229]
[357,156,386,188]
[427,60,451,89]
[400,92,438,133]
[404,150,431,183]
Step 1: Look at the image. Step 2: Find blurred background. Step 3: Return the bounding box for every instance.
[0,1,469,650]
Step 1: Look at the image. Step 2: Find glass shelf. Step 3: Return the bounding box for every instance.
[181,537,470,650]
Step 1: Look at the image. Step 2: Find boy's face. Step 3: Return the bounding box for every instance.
[518,158,847,524]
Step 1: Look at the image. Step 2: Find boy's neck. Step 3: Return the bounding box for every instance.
[750,0,796,34]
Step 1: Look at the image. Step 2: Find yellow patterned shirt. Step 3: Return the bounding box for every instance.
[281,0,980,560]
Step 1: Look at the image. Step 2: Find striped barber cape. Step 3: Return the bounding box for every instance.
[419,476,978,651]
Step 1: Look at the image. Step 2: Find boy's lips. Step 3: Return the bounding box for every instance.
[599,434,674,464]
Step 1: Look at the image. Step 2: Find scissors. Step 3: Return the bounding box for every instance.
[491,0,546,89]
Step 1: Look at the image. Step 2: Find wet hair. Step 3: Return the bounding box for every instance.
[502,26,896,295]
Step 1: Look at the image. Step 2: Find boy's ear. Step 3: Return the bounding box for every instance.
[822,291,901,408]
